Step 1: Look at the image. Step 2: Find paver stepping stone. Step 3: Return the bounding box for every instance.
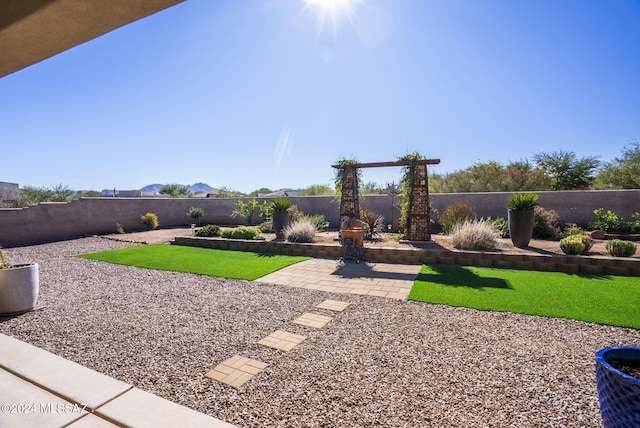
[258,330,306,351]
[316,299,351,312]
[205,355,267,389]
[292,312,333,329]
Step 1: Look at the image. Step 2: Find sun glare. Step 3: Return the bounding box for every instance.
[303,0,362,37]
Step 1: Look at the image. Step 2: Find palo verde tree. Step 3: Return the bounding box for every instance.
[533,150,600,190]
[594,142,640,189]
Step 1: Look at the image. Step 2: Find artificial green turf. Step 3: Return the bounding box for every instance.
[77,244,310,281]
[408,264,640,329]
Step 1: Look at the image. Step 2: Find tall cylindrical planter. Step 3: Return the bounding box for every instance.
[596,346,640,428]
[508,209,535,248]
[0,263,39,315]
[272,212,290,240]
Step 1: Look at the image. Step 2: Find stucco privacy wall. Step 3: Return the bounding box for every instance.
[0,190,639,247]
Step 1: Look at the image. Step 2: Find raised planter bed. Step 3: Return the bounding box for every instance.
[172,236,640,277]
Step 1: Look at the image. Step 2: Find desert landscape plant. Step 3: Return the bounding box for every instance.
[439,200,476,234]
[140,212,159,230]
[559,234,592,255]
[450,219,500,250]
[590,208,625,232]
[187,207,205,226]
[231,198,258,225]
[533,206,560,239]
[284,219,317,243]
[360,208,385,240]
[606,239,637,257]
[195,224,220,237]
[220,227,261,240]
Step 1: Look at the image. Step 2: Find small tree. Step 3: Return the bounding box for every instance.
[160,184,192,198]
[594,142,640,189]
[533,150,600,190]
[231,198,258,225]
[187,206,204,225]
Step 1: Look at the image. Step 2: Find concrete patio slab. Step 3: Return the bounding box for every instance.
[256,258,420,299]
[95,387,236,428]
[0,333,237,428]
[0,368,81,428]
[0,333,131,410]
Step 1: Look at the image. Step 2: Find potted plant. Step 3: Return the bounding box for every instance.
[507,193,538,248]
[595,346,640,427]
[271,197,292,239]
[0,247,39,315]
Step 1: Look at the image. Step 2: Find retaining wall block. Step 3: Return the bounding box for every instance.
[604,265,631,276]
[533,261,557,272]
[513,261,535,270]
[475,258,494,268]
[494,260,514,269]
[579,264,604,274]
[481,253,503,262]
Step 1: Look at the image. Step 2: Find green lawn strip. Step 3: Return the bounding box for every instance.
[408,264,640,329]
[77,244,311,281]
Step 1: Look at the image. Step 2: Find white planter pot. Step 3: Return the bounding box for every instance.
[0,263,39,315]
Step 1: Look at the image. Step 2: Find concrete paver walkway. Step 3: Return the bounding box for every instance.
[0,333,235,428]
[256,258,421,299]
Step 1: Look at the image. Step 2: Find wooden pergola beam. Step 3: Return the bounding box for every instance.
[332,159,440,169]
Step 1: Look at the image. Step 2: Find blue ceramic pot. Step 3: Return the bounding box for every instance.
[595,346,640,428]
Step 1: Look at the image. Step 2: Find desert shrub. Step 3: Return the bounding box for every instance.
[187,207,205,225]
[284,219,317,243]
[606,239,637,257]
[140,212,159,230]
[231,198,258,225]
[439,200,476,234]
[563,223,585,238]
[257,220,273,233]
[259,201,273,221]
[533,206,560,239]
[450,220,500,250]
[195,224,221,237]
[560,234,592,255]
[220,226,261,240]
[287,205,305,222]
[487,217,509,238]
[589,208,624,232]
[360,208,385,240]
[628,212,640,233]
[303,214,328,232]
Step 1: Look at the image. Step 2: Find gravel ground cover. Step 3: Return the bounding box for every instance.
[2,237,639,427]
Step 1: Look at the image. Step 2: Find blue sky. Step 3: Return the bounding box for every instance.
[2,0,639,193]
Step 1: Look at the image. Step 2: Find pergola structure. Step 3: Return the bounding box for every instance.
[332,159,441,241]
[0,0,185,78]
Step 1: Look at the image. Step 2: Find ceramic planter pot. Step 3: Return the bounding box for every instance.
[596,346,640,428]
[0,263,39,315]
[508,209,534,248]
[272,212,290,240]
